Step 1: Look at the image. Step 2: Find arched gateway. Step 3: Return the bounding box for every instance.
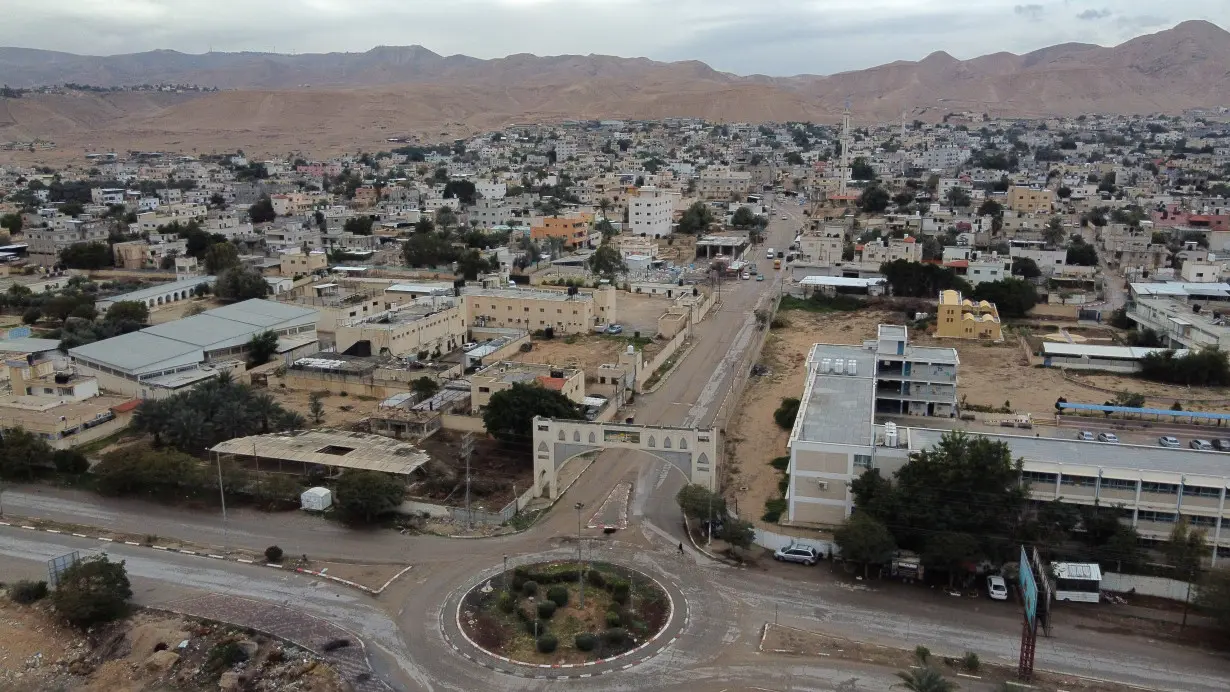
[532,416,717,498]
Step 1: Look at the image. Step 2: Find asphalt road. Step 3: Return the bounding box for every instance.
[4,198,1229,690]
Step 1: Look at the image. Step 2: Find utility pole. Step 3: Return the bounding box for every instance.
[215,452,229,550]
[460,433,475,531]
[575,501,585,607]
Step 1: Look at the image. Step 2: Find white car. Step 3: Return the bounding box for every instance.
[773,543,820,566]
[740,272,750,280]
[1158,436,1181,448]
[1076,431,1096,441]
[987,575,1008,601]
[1097,432,1119,443]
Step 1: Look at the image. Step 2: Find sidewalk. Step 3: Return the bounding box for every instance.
[157,593,390,692]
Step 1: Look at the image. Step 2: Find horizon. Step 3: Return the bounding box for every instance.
[0,2,1227,77]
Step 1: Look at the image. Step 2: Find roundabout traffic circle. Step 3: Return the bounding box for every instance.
[441,557,686,678]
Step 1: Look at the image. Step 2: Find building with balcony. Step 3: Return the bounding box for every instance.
[934,290,1003,341]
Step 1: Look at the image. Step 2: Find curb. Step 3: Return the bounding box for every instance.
[681,515,725,562]
[643,341,697,394]
[0,520,411,596]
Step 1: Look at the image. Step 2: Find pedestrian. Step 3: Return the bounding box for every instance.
[678,542,684,554]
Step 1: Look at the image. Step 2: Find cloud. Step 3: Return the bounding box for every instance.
[1014,4,1045,21]
[1077,9,1112,21]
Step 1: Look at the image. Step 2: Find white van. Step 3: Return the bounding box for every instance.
[766,247,775,259]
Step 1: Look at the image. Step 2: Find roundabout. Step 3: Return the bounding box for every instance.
[437,548,692,680]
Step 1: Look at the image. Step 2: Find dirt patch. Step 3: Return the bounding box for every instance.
[511,334,629,374]
[408,429,533,511]
[147,297,225,325]
[0,599,346,691]
[615,291,670,336]
[267,387,376,428]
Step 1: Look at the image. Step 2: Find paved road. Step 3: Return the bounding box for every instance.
[5,199,1229,690]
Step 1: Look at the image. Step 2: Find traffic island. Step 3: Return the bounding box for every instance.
[452,560,676,672]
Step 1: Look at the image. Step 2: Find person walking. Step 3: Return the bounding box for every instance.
[678,542,685,555]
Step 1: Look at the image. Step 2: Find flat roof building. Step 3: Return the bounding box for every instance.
[211,429,429,476]
[470,361,584,413]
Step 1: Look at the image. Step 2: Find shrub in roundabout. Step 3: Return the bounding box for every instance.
[546,585,569,607]
[603,627,627,645]
[575,632,597,652]
[605,611,621,627]
[537,600,557,619]
[536,634,558,653]
[521,580,538,597]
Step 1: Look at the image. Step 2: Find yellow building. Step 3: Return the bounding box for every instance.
[280,249,328,276]
[462,285,616,334]
[934,290,1003,341]
[469,362,585,413]
[1007,186,1056,214]
[332,299,467,357]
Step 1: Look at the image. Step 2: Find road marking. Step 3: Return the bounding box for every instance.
[45,529,60,534]
[72,533,87,538]
[124,541,140,546]
[98,537,113,542]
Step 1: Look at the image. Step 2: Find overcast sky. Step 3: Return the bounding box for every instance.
[2,0,1227,75]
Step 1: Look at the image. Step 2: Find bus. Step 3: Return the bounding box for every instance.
[1051,562,1102,603]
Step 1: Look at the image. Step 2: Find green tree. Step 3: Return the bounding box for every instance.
[248,195,276,223]
[403,232,454,268]
[731,206,757,229]
[773,397,800,429]
[895,667,956,692]
[436,206,458,230]
[1042,216,1066,247]
[411,376,440,398]
[971,278,1038,318]
[482,382,584,443]
[0,427,54,479]
[1139,348,1230,386]
[676,202,716,235]
[247,330,279,367]
[944,187,972,208]
[858,185,891,214]
[52,555,132,629]
[59,241,112,269]
[1057,185,1073,199]
[587,245,627,280]
[1165,519,1208,578]
[595,218,617,239]
[308,392,325,424]
[336,470,406,524]
[443,179,478,205]
[1011,256,1041,279]
[850,157,876,181]
[21,307,41,325]
[675,483,727,520]
[879,260,971,298]
[59,201,85,217]
[343,216,375,235]
[784,152,804,165]
[0,213,22,233]
[104,300,150,326]
[1066,237,1098,266]
[834,513,897,578]
[976,199,1003,218]
[214,266,270,302]
[203,242,240,274]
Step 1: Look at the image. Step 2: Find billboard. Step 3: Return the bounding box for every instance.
[1019,545,1037,629]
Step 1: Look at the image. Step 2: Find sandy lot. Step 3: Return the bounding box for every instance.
[615,291,671,337]
[148,296,224,325]
[266,385,380,427]
[511,333,662,374]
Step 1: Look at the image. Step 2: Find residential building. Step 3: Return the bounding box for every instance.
[332,297,466,357]
[462,285,616,334]
[798,224,847,265]
[697,166,752,201]
[470,361,584,413]
[626,185,679,238]
[25,219,109,265]
[531,214,591,249]
[470,196,511,229]
[858,236,920,264]
[1007,186,1056,214]
[934,289,1003,341]
[280,249,328,276]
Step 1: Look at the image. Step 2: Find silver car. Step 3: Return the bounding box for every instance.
[1076,431,1096,441]
[1097,432,1119,443]
[1191,439,1214,451]
[1158,436,1181,448]
[774,543,820,566]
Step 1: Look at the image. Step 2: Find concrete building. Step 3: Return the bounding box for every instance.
[798,224,847,265]
[69,299,319,399]
[462,285,616,334]
[531,214,592,249]
[25,219,109,265]
[95,276,216,311]
[1128,297,1230,351]
[697,166,752,201]
[211,429,429,477]
[934,290,1003,341]
[469,361,584,413]
[1007,186,1056,214]
[280,249,328,276]
[332,298,466,358]
[626,185,679,238]
[858,236,920,264]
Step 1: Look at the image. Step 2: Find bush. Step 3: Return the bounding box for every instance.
[537,601,557,619]
[915,645,931,664]
[773,397,800,429]
[536,634,558,653]
[497,592,516,613]
[603,627,627,645]
[9,580,49,604]
[206,641,248,671]
[605,611,622,627]
[575,632,597,652]
[962,651,980,672]
[52,449,90,474]
[522,580,538,597]
[546,585,569,608]
[611,581,630,604]
[52,555,132,629]
[264,545,284,563]
[586,570,606,588]
[524,618,550,636]
[762,498,787,523]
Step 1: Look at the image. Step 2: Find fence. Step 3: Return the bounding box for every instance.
[1101,571,1198,602]
[752,527,835,555]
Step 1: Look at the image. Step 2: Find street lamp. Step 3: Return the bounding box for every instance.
[215,452,229,551]
[574,501,585,607]
[503,554,509,597]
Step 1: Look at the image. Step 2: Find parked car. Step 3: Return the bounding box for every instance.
[986,575,1009,601]
[756,274,765,281]
[605,324,623,334]
[773,543,820,566]
[1158,436,1181,448]
[1076,431,1096,441]
[1191,439,1214,451]
[1097,432,1119,443]
[1215,439,1230,452]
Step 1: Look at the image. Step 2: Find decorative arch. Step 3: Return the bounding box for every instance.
[648,436,656,448]
[558,430,566,441]
[679,438,688,450]
[573,430,581,442]
[588,431,597,443]
[663,438,672,449]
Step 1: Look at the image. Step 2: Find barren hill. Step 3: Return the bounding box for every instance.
[1,20,1227,159]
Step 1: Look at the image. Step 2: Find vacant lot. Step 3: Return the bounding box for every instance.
[511,333,663,374]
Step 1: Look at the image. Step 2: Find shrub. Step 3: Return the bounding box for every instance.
[586,571,606,588]
[575,632,597,651]
[52,449,90,474]
[206,641,247,671]
[773,397,801,429]
[537,601,557,619]
[9,580,49,604]
[546,585,569,608]
[603,627,627,645]
[915,645,931,664]
[524,618,550,636]
[321,638,350,651]
[605,611,621,627]
[762,498,787,523]
[264,545,284,563]
[536,634,558,653]
[610,580,630,604]
[962,651,980,672]
[497,592,516,613]
[522,580,538,597]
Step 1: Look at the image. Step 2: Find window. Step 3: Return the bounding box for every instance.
[1022,471,1057,485]
[1141,482,1179,495]
[1060,474,1096,488]
[1101,478,1137,491]
[1183,485,1221,498]
[478,387,490,393]
[1137,510,1176,524]
[853,454,872,470]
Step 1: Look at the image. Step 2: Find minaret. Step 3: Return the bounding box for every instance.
[838,99,852,196]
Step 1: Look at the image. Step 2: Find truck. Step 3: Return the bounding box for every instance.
[890,551,924,583]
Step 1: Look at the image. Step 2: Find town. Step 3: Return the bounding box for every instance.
[3,99,1230,689]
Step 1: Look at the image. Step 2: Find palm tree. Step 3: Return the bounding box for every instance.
[895,667,956,692]
[597,197,612,220]
[250,393,280,433]
[133,399,171,446]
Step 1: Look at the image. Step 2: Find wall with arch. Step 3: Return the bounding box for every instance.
[532,416,717,499]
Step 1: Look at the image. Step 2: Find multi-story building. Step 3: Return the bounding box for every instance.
[25,219,110,265]
[280,249,328,276]
[462,285,616,334]
[531,214,591,249]
[934,290,1003,341]
[470,196,511,229]
[332,297,466,357]
[858,236,920,264]
[626,185,678,238]
[798,224,847,265]
[1007,186,1056,214]
[913,146,971,170]
[697,166,752,201]
[469,361,585,413]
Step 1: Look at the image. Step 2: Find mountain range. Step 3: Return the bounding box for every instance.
[0,20,1227,158]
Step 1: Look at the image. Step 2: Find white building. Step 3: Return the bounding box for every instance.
[626,186,679,238]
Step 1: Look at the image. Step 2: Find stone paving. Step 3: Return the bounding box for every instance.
[158,592,390,692]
